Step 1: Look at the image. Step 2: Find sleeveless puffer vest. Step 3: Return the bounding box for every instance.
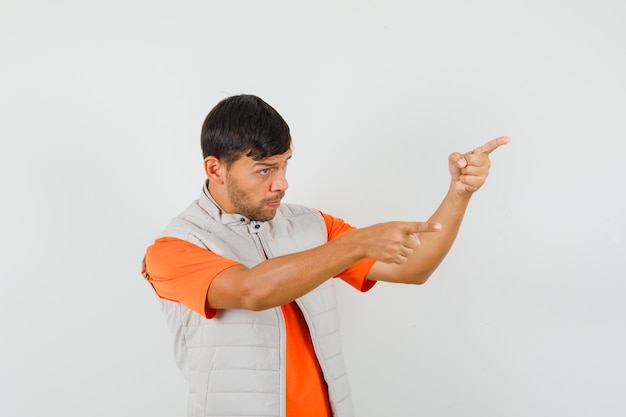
[158,185,354,417]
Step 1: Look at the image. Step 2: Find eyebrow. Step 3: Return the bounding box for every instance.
[252,154,292,168]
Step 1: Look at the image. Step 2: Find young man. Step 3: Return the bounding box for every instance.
[143,94,509,417]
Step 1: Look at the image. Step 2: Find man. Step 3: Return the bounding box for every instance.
[143,94,509,417]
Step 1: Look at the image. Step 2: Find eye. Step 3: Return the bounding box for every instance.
[258,168,270,176]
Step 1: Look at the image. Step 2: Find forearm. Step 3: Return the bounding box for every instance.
[207,232,365,311]
[209,219,440,310]
[402,136,510,282]
[412,182,471,280]
[366,182,470,284]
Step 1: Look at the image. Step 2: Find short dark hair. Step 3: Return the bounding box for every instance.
[201,94,292,166]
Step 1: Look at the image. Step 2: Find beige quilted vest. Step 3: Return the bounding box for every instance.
[158,185,354,417]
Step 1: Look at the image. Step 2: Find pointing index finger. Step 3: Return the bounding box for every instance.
[404,221,442,233]
[471,136,511,155]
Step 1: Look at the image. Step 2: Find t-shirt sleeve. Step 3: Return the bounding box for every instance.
[143,237,242,318]
[319,211,377,293]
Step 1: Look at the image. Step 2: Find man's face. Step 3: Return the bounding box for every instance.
[222,150,291,221]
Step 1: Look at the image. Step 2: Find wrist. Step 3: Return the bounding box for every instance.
[329,230,367,264]
[449,181,473,205]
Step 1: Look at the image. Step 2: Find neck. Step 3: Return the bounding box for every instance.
[206,180,232,213]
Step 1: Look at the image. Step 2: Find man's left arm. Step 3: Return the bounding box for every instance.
[366,136,510,284]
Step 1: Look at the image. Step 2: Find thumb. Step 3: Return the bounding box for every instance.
[448,152,466,177]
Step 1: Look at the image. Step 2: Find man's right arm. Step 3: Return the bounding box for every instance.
[206,221,440,311]
[144,221,440,315]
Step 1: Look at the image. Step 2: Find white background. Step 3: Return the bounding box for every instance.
[1,1,624,416]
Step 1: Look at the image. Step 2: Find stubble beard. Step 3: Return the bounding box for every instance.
[227,176,284,222]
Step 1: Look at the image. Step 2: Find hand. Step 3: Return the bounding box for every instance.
[141,256,149,280]
[358,221,442,264]
[449,136,510,195]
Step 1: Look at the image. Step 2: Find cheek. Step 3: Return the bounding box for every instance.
[255,176,274,190]
[246,179,271,200]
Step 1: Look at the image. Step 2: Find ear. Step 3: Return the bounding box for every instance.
[204,156,226,184]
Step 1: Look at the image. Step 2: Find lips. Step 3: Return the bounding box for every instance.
[265,192,285,208]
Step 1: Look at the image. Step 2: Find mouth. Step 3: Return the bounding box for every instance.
[265,192,285,209]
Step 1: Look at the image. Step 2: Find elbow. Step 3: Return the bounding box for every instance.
[238,290,266,312]
[209,265,282,312]
[244,298,272,312]
[237,281,275,312]
[408,270,434,285]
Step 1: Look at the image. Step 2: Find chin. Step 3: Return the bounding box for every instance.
[258,209,278,222]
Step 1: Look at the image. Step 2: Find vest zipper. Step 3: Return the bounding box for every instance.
[251,224,288,416]
[252,225,271,260]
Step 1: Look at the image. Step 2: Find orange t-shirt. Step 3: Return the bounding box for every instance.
[144,211,376,416]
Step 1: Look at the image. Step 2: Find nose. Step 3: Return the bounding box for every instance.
[270,170,288,192]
